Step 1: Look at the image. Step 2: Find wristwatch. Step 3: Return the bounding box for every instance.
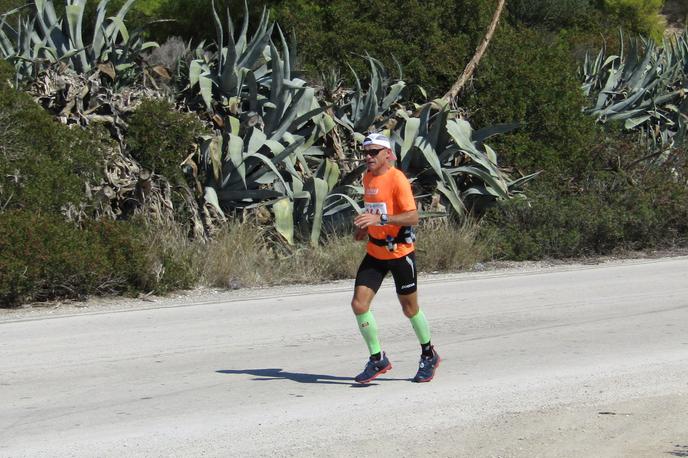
[380,213,389,225]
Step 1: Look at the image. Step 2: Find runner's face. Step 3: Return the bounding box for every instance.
[364,147,390,174]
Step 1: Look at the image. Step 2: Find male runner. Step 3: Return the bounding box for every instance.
[351,133,440,384]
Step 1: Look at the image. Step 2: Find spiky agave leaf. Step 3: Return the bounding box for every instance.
[333,54,407,133]
[187,0,273,111]
[582,31,688,152]
[2,0,153,83]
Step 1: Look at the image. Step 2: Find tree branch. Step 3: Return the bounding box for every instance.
[441,0,507,104]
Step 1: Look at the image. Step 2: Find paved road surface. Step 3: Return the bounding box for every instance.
[1,257,687,457]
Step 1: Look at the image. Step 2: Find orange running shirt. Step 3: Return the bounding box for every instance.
[362,167,417,260]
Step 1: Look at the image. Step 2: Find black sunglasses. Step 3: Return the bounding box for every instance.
[363,148,385,157]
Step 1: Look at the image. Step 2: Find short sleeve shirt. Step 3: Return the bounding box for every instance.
[362,167,417,260]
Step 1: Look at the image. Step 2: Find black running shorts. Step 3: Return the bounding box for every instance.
[355,251,417,295]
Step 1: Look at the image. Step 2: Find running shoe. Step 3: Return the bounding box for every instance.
[413,347,440,383]
[354,352,392,384]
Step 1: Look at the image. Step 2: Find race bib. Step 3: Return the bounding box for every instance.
[364,202,388,215]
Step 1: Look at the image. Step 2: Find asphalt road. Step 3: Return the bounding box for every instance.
[1,257,687,457]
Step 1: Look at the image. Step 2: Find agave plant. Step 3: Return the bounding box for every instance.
[581,31,688,153]
[0,0,158,84]
[316,54,538,235]
[179,1,357,245]
[332,54,406,134]
[260,53,410,244]
[2,0,536,246]
[324,53,535,218]
[191,34,340,245]
[391,105,537,216]
[198,121,338,246]
[185,0,276,113]
[323,104,538,227]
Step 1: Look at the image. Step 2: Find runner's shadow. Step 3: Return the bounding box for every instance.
[216,368,406,386]
[668,445,688,457]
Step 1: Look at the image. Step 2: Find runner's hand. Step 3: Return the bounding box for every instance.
[354,213,381,229]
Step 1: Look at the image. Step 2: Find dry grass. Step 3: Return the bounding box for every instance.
[291,231,364,282]
[415,218,486,272]
[140,220,204,291]
[200,221,277,288]
[198,218,485,290]
[200,222,364,288]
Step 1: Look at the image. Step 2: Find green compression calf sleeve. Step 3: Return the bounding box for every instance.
[409,309,431,345]
[355,311,381,355]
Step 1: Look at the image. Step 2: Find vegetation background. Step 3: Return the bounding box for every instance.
[1,0,686,306]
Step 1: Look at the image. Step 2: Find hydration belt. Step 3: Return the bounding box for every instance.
[368,226,416,251]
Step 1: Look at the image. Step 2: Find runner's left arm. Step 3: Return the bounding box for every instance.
[391,173,418,226]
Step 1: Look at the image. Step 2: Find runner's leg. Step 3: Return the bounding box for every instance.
[392,253,434,358]
[353,286,380,355]
[352,254,387,357]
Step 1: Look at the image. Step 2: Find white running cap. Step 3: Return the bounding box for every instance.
[363,133,391,149]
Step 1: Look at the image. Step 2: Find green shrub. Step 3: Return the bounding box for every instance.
[271,0,497,98]
[0,60,107,214]
[0,55,13,82]
[0,0,25,13]
[601,0,666,41]
[0,211,203,306]
[126,98,204,180]
[0,212,138,305]
[483,169,688,260]
[473,125,687,261]
[508,0,597,28]
[460,26,601,176]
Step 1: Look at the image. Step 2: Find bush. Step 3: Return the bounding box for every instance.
[0,60,107,214]
[460,26,601,176]
[271,0,497,97]
[508,0,597,28]
[126,98,204,180]
[0,212,139,305]
[483,169,688,260]
[601,0,666,42]
[0,211,203,306]
[0,0,25,13]
[0,55,13,82]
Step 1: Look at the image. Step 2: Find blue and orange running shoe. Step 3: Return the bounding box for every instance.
[354,352,392,384]
[413,347,440,383]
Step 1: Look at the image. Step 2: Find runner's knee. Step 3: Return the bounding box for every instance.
[351,297,371,315]
[398,294,419,318]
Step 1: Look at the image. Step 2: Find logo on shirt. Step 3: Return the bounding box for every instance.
[365,188,379,195]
